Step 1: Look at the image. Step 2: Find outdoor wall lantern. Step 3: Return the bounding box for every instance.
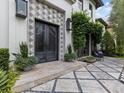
[16,0,27,18]
[66,18,72,31]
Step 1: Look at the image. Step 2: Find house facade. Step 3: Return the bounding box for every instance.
[0,0,103,63]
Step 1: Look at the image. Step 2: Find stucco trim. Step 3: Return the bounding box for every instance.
[65,0,76,4]
[36,0,65,12]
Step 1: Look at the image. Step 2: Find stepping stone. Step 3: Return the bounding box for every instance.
[79,80,108,93]
[59,72,75,79]
[107,72,120,79]
[55,79,79,92]
[91,72,114,79]
[100,67,118,72]
[87,66,102,72]
[100,80,124,93]
[76,67,88,72]
[31,80,55,92]
[75,72,94,79]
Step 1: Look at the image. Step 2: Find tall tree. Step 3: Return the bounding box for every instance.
[110,0,124,55]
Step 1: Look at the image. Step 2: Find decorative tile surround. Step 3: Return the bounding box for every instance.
[28,0,65,60]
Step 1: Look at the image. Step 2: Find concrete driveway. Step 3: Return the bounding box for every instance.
[23,57,124,93]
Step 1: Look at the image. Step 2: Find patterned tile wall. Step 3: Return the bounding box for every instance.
[28,0,65,60]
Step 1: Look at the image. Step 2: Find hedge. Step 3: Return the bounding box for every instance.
[0,48,10,70]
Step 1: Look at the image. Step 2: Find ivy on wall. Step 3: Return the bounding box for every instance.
[72,12,89,51]
[72,12,103,53]
[93,23,103,44]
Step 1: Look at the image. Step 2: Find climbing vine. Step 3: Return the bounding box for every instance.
[72,12,103,53]
[72,12,90,51]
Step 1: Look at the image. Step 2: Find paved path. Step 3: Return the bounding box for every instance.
[23,57,124,93]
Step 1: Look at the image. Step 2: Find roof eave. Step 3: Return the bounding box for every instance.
[94,0,104,8]
[96,18,108,27]
[65,0,76,5]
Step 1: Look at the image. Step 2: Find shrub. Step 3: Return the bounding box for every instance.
[64,45,76,62]
[72,12,103,57]
[64,53,76,62]
[19,42,28,58]
[101,31,115,56]
[0,48,10,70]
[14,42,37,71]
[0,69,18,93]
[116,40,124,56]
[72,12,87,51]
[68,45,72,54]
[15,56,37,71]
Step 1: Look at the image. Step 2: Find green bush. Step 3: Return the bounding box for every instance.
[0,69,18,93]
[68,45,72,54]
[116,41,124,56]
[64,53,76,62]
[19,42,28,58]
[15,56,37,71]
[72,12,103,57]
[64,45,76,62]
[14,42,37,71]
[101,31,115,56]
[72,12,87,51]
[0,48,10,70]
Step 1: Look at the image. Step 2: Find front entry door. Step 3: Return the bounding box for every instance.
[35,20,58,63]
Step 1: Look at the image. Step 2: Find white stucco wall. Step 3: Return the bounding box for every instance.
[73,0,96,21]
[0,0,9,48]
[8,0,28,58]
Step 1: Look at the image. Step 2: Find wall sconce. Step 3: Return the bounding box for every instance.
[16,0,27,18]
[66,18,72,31]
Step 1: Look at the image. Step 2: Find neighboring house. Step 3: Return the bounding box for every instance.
[96,18,108,50]
[0,0,103,63]
[73,0,103,55]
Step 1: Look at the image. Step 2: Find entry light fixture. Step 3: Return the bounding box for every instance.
[16,0,27,18]
[66,18,72,31]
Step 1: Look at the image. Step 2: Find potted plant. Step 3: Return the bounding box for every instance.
[14,42,37,71]
[64,45,76,62]
[81,56,96,63]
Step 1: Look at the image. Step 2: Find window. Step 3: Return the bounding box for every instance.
[16,0,27,18]
[89,3,93,18]
[78,0,83,10]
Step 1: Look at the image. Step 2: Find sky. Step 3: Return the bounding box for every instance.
[96,0,112,22]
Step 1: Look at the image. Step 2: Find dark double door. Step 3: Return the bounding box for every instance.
[35,20,58,63]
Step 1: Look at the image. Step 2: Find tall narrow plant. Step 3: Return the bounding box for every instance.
[68,45,72,54]
[72,12,89,53]
[19,42,28,58]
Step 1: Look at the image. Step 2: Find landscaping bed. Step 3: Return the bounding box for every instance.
[79,56,96,63]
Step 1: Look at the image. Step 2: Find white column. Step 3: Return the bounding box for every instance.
[89,33,91,56]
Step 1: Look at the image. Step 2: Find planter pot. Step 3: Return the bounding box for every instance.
[65,59,74,62]
[84,59,96,63]
[23,66,33,71]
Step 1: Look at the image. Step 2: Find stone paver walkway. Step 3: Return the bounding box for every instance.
[22,57,124,93]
